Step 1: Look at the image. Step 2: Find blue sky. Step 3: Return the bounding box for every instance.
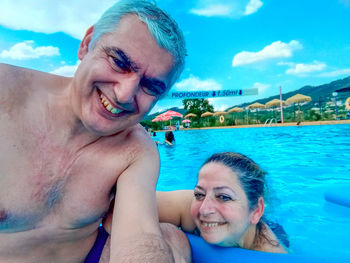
[0,0,349,114]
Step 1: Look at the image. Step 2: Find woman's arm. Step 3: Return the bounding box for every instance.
[164,140,173,145]
[157,190,196,233]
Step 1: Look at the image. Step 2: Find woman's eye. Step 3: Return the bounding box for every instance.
[194,192,205,200]
[217,194,232,202]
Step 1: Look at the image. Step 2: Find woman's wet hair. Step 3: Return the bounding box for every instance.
[165,131,175,143]
[89,0,186,87]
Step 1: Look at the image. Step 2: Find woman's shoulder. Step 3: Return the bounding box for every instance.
[254,222,288,253]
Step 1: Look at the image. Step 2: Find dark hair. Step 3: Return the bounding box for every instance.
[165,131,175,143]
[202,152,283,248]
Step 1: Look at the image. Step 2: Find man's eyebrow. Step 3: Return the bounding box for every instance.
[194,185,205,191]
[106,47,140,72]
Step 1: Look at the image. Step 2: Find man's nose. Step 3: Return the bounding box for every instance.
[199,196,216,216]
[114,74,141,105]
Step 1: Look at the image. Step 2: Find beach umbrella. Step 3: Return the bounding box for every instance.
[265,99,285,108]
[213,111,228,116]
[228,107,244,113]
[200,112,213,126]
[246,102,265,109]
[228,107,244,125]
[200,112,214,117]
[185,113,197,118]
[265,99,286,119]
[157,110,183,118]
[286,94,312,121]
[285,94,312,104]
[182,119,191,123]
[246,102,265,124]
[152,115,172,122]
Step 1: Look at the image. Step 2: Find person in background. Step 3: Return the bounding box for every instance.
[157,152,288,253]
[164,131,175,145]
[155,130,175,146]
[0,0,189,262]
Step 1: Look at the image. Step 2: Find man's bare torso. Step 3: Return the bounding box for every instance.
[0,64,152,263]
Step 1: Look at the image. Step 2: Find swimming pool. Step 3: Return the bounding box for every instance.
[155,124,350,258]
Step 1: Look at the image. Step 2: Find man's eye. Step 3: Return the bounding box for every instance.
[110,56,130,73]
[217,194,232,202]
[194,192,205,200]
[140,79,165,97]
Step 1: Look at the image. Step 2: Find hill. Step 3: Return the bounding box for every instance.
[233,76,350,110]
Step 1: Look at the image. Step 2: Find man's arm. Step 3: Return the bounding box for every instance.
[109,136,174,262]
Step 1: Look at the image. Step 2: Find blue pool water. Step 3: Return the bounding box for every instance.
[155,124,350,258]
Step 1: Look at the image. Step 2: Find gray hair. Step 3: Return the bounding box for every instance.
[89,0,186,87]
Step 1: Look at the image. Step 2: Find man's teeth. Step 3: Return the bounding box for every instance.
[202,222,220,227]
[99,94,122,114]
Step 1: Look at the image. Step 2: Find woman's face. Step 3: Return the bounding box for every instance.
[190,162,255,247]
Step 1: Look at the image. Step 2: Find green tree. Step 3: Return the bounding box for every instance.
[183,99,214,126]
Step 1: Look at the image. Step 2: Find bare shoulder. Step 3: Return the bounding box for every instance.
[255,222,288,253]
[0,63,35,85]
[123,124,158,152]
[0,63,69,92]
[157,190,195,232]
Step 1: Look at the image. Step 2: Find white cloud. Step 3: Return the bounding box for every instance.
[232,40,302,66]
[253,82,270,94]
[51,61,80,77]
[277,61,294,67]
[174,75,222,91]
[190,0,263,18]
[286,61,326,75]
[212,103,229,111]
[0,40,59,60]
[318,68,350,77]
[190,4,232,17]
[0,0,116,39]
[244,0,263,15]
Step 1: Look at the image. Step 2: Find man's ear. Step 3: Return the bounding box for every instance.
[250,197,264,225]
[78,26,94,60]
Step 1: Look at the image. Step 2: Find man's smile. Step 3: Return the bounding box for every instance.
[98,91,123,114]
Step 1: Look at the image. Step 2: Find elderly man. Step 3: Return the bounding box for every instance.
[0,0,189,262]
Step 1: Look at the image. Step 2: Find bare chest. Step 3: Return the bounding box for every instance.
[0,130,125,233]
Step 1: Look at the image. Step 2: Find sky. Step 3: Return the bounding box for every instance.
[0,0,350,114]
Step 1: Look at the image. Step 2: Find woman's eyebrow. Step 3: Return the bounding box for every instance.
[213,186,236,194]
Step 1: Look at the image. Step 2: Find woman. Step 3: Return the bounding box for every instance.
[157,152,287,253]
[164,131,175,145]
[156,131,175,146]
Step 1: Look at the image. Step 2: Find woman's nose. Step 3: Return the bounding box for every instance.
[199,197,216,216]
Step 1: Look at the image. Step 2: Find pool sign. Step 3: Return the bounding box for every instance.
[166,88,258,100]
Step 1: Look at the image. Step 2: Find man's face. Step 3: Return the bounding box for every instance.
[73,14,175,135]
